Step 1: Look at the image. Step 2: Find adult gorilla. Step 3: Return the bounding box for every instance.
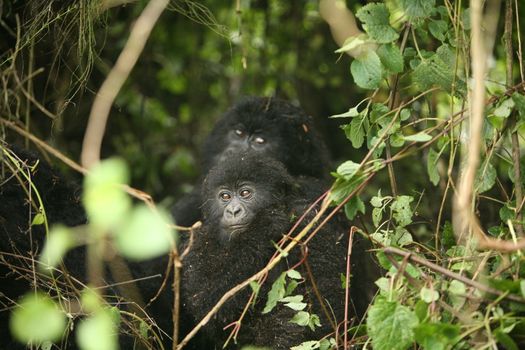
[172,96,331,227]
[181,153,352,349]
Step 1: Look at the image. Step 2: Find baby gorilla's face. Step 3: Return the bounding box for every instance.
[212,181,275,241]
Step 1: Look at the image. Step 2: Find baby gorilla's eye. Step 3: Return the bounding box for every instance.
[254,136,265,144]
[239,189,252,198]
[219,192,232,201]
[234,129,244,137]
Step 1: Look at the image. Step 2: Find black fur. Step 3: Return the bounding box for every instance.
[181,153,351,349]
[172,96,331,227]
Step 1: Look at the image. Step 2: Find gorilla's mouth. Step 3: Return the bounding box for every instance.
[221,224,249,239]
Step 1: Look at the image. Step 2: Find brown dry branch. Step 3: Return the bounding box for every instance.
[383,247,525,304]
[452,0,525,253]
[81,0,170,169]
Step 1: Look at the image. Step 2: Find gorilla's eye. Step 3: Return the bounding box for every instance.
[254,136,265,144]
[219,191,232,201]
[239,189,252,198]
[234,129,244,137]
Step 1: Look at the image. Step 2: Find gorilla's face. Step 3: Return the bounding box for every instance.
[212,180,274,240]
[215,126,280,165]
[202,153,293,242]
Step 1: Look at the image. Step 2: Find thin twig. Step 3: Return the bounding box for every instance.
[383,247,525,303]
[343,227,355,350]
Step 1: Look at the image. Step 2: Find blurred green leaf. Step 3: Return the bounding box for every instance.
[40,225,74,269]
[83,158,131,231]
[10,293,66,344]
[76,308,119,350]
[351,51,383,89]
[115,205,175,261]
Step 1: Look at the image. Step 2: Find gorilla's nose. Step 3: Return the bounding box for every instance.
[225,204,243,218]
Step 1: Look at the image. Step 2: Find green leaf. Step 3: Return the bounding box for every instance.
[31,212,45,226]
[400,0,436,20]
[287,270,302,280]
[474,161,496,194]
[290,312,321,331]
[115,205,175,261]
[330,106,360,118]
[371,190,384,208]
[329,177,363,205]
[367,297,419,350]
[351,50,383,89]
[427,148,440,186]
[349,115,366,148]
[520,280,525,298]
[414,322,460,350]
[493,97,514,118]
[448,280,466,308]
[420,287,439,303]
[281,295,307,311]
[377,44,404,74]
[39,225,74,269]
[10,293,66,344]
[391,196,414,227]
[428,20,447,41]
[372,207,383,227]
[290,340,320,350]
[76,308,119,350]
[336,160,361,181]
[394,227,413,247]
[403,132,432,142]
[356,3,399,43]
[412,55,464,95]
[83,158,131,231]
[344,195,366,220]
[335,33,375,55]
[512,92,525,115]
[494,329,519,350]
[263,272,287,314]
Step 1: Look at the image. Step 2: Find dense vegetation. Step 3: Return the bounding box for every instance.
[1,0,525,349]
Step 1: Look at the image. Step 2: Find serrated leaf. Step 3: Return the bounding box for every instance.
[290,311,311,327]
[428,20,447,41]
[10,293,66,344]
[394,227,413,247]
[377,44,404,74]
[39,225,74,269]
[263,272,287,314]
[367,298,419,350]
[427,148,440,186]
[287,270,302,280]
[356,3,399,43]
[336,160,361,180]
[372,207,383,227]
[412,55,464,95]
[493,98,514,118]
[414,322,460,350]
[349,115,366,148]
[344,195,366,220]
[420,287,439,303]
[403,132,432,142]
[400,0,436,20]
[474,161,496,194]
[351,50,383,89]
[115,205,175,261]
[391,196,414,227]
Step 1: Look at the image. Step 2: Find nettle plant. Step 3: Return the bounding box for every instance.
[323,0,525,350]
[9,158,176,350]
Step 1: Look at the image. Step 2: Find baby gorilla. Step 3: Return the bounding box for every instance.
[173,96,331,227]
[181,153,348,349]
